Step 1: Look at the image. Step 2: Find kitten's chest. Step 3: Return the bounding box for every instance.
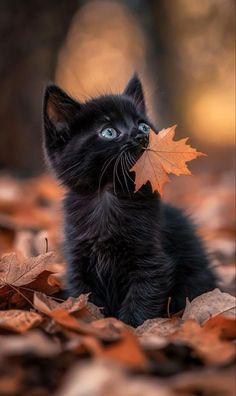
[88,239,130,315]
[65,189,158,258]
[81,193,131,302]
[64,190,159,313]
[66,189,128,267]
[78,190,124,239]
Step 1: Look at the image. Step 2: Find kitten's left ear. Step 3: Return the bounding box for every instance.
[43,85,81,149]
[123,73,145,113]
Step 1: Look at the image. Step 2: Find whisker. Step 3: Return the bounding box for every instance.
[121,155,132,198]
[59,159,81,178]
[60,146,112,179]
[113,155,118,196]
[113,151,124,195]
[98,153,117,196]
[124,153,135,183]
[127,152,136,168]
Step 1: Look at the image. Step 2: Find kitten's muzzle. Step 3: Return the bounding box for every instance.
[134,133,149,148]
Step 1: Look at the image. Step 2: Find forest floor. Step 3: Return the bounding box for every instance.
[0,149,235,396]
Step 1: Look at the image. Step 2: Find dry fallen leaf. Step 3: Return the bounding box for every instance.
[0,251,57,289]
[0,251,59,309]
[135,318,181,350]
[103,328,147,369]
[33,292,103,326]
[203,315,236,340]
[33,301,120,342]
[0,310,42,333]
[131,125,206,195]
[182,288,236,324]
[47,268,64,289]
[136,317,181,338]
[34,291,89,315]
[171,319,236,365]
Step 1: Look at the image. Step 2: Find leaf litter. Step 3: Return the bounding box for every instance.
[0,161,235,395]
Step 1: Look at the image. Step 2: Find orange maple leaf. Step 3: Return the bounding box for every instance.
[131,125,206,195]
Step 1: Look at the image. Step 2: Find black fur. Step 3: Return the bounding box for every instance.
[43,74,216,327]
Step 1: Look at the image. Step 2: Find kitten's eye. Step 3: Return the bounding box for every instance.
[100,127,118,139]
[138,122,150,134]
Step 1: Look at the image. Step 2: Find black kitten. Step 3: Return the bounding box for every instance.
[43,74,216,327]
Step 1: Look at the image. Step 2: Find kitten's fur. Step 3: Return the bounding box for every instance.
[43,74,216,327]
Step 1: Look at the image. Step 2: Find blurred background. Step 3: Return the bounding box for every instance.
[0,0,235,175]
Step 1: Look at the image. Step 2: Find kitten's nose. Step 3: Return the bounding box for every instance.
[135,133,149,146]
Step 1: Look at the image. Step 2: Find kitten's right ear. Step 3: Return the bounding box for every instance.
[43,85,81,149]
[123,73,145,113]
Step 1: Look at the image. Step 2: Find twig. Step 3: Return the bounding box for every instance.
[45,237,49,253]
[167,296,172,318]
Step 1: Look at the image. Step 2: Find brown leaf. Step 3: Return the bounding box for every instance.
[34,292,104,325]
[34,291,89,315]
[0,273,60,311]
[91,318,147,368]
[0,310,42,333]
[171,319,236,365]
[47,271,64,289]
[103,327,147,369]
[26,269,60,295]
[0,251,57,288]
[74,335,104,356]
[203,315,236,340]
[182,288,236,324]
[0,252,59,309]
[131,126,205,195]
[135,317,181,350]
[39,306,121,342]
[136,317,181,337]
[81,302,104,320]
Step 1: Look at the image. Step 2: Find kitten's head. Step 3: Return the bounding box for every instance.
[43,74,155,193]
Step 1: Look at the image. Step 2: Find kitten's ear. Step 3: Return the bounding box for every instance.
[43,85,81,149]
[123,73,145,113]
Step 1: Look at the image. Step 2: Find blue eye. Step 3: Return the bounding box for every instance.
[100,127,118,139]
[138,122,150,134]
